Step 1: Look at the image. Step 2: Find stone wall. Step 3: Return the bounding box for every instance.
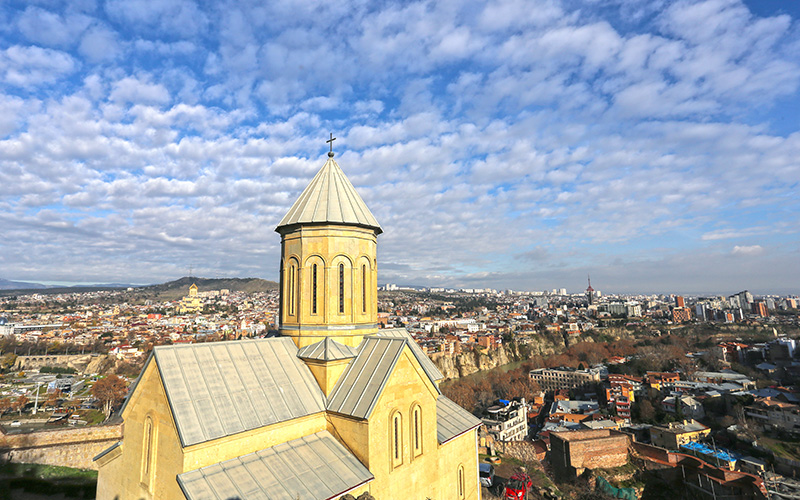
[550,430,629,479]
[13,354,94,371]
[0,424,122,470]
[502,440,546,463]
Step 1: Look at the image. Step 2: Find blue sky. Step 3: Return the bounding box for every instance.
[0,0,799,295]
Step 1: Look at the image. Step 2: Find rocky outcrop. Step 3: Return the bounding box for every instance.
[432,335,565,380]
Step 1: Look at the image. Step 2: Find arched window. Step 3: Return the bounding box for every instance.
[361,264,367,313]
[141,416,156,489]
[288,264,296,316]
[312,264,318,315]
[457,465,465,499]
[391,412,402,467]
[412,405,422,457]
[339,263,345,314]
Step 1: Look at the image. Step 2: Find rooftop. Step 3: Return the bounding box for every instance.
[275,156,382,234]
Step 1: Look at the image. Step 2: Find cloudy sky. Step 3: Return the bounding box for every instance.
[1,0,799,295]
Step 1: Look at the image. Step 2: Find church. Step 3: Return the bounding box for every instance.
[94,148,482,499]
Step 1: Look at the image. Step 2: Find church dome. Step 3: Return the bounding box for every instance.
[275,156,382,234]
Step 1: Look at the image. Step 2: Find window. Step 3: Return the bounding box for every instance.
[361,264,367,313]
[288,264,296,316]
[312,264,318,315]
[141,416,156,489]
[391,412,402,467]
[339,263,345,314]
[457,465,465,499]
[412,405,422,457]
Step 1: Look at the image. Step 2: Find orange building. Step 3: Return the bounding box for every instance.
[672,307,691,323]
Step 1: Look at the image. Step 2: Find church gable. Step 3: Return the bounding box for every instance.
[326,336,440,420]
[153,338,326,447]
[374,328,444,382]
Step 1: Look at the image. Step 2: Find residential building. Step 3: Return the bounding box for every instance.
[482,399,529,442]
[650,420,711,450]
[746,398,800,435]
[529,367,603,391]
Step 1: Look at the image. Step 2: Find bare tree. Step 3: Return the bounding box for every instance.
[92,375,128,418]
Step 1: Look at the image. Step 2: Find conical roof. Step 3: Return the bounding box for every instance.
[296,337,358,362]
[276,155,382,234]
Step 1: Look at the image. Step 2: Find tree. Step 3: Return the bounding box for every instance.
[638,399,656,423]
[45,389,62,409]
[92,375,128,418]
[12,395,28,416]
[0,397,11,415]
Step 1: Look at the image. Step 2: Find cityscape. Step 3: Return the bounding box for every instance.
[1,275,799,499]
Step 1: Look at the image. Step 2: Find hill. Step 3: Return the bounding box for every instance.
[0,278,49,290]
[138,277,279,301]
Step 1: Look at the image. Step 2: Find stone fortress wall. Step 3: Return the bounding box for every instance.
[0,424,122,470]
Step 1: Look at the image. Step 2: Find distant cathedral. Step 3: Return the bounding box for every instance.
[95,147,482,499]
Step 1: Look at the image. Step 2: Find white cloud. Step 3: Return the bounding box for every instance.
[79,25,121,62]
[17,7,92,47]
[109,76,171,105]
[732,245,764,256]
[0,45,77,86]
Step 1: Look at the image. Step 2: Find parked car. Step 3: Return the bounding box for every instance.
[10,421,21,427]
[479,463,495,487]
[504,470,532,499]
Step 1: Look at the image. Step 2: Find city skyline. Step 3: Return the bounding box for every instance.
[1,0,799,295]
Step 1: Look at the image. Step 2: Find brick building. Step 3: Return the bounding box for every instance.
[549,429,629,479]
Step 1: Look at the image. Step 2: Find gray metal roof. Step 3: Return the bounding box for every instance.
[178,431,373,500]
[297,337,358,362]
[436,396,482,444]
[275,156,382,233]
[375,328,444,381]
[326,337,405,419]
[326,333,443,419]
[153,338,326,447]
[92,441,121,462]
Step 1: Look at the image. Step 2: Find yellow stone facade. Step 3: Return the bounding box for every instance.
[177,284,202,314]
[279,225,379,348]
[96,154,480,500]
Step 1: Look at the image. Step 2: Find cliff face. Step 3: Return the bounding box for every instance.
[433,335,565,379]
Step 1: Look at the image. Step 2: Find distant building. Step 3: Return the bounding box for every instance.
[482,399,529,442]
[586,276,594,305]
[529,367,603,392]
[675,296,685,308]
[746,398,800,435]
[177,284,203,313]
[752,302,768,317]
[650,420,710,450]
[672,307,691,323]
[549,430,629,479]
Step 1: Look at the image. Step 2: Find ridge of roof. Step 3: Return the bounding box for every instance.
[276,156,382,234]
[373,328,445,382]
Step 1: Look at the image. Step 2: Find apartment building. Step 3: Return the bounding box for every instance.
[482,399,529,441]
[530,367,603,391]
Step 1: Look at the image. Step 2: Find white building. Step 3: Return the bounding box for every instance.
[482,399,529,441]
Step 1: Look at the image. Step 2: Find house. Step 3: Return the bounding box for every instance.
[482,399,528,442]
[95,152,482,499]
[661,395,706,420]
[650,419,710,450]
[745,397,800,435]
